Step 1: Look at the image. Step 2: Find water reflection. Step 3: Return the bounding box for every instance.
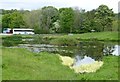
[78,41,104,61]
[103,44,115,56]
[112,45,120,56]
[18,41,119,62]
[73,55,95,67]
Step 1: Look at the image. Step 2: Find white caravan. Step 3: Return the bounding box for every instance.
[13,28,34,34]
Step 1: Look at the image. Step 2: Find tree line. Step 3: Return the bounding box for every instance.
[1,5,118,34]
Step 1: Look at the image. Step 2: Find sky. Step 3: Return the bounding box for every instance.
[0,0,119,13]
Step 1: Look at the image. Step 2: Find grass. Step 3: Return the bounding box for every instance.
[0,47,2,81]
[39,32,119,45]
[2,48,75,80]
[2,35,23,47]
[0,15,2,24]
[0,31,119,42]
[2,48,119,80]
[50,36,79,46]
[63,31,119,41]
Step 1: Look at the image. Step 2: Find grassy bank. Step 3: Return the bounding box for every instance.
[2,48,118,80]
[45,31,119,45]
[33,32,120,41]
[1,32,119,47]
[48,31,119,41]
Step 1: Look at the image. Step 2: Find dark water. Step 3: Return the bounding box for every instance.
[18,41,119,61]
[17,40,120,66]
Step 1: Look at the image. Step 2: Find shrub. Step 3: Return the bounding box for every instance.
[2,35,23,47]
[50,37,79,46]
[30,35,42,44]
[2,40,14,47]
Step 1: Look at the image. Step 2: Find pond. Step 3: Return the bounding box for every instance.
[18,41,119,67]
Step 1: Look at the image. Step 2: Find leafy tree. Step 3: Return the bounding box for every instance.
[23,6,59,34]
[50,20,60,33]
[59,8,74,33]
[73,7,85,33]
[10,12,25,28]
[95,5,114,31]
[23,10,42,33]
[1,9,18,15]
[0,14,2,32]
[2,14,11,28]
[40,6,59,33]
[112,14,119,31]
[2,11,26,29]
[118,12,120,31]
[82,9,97,32]
[1,5,116,34]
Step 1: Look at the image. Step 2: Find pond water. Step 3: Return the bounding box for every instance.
[18,41,119,67]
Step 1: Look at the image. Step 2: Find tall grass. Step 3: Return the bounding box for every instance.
[50,36,79,46]
[2,35,23,47]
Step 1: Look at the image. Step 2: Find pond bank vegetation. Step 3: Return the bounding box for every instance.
[1,31,119,47]
[2,48,118,80]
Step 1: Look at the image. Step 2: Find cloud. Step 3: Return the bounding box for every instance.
[118,1,120,12]
[0,0,119,13]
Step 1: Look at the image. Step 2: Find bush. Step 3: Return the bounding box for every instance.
[2,40,14,47]
[29,35,42,44]
[50,37,79,46]
[2,35,23,47]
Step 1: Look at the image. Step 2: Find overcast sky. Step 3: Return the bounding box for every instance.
[0,0,119,13]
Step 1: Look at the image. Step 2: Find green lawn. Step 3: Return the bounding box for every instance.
[0,47,2,81]
[2,48,119,80]
[62,31,119,41]
[0,31,119,41]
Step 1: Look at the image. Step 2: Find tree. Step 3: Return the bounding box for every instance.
[95,5,114,31]
[23,6,59,34]
[0,14,2,32]
[2,14,11,28]
[82,9,98,32]
[10,12,25,28]
[2,9,17,15]
[118,13,120,31]
[59,8,74,33]
[112,14,119,31]
[23,10,42,33]
[50,20,60,33]
[2,11,25,29]
[72,7,87,33]
[40,6,59,33]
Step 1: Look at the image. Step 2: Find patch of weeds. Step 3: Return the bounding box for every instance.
[50,37,79,46]
[2,35,23,47]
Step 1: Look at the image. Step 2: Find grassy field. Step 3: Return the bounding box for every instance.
[54,31,119,41]
[2,48,119,80]
[1,31,119,47]
[0,15,2,23]
[0,31,119,41]
[32,31,119,42]
[0,47,2,81]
